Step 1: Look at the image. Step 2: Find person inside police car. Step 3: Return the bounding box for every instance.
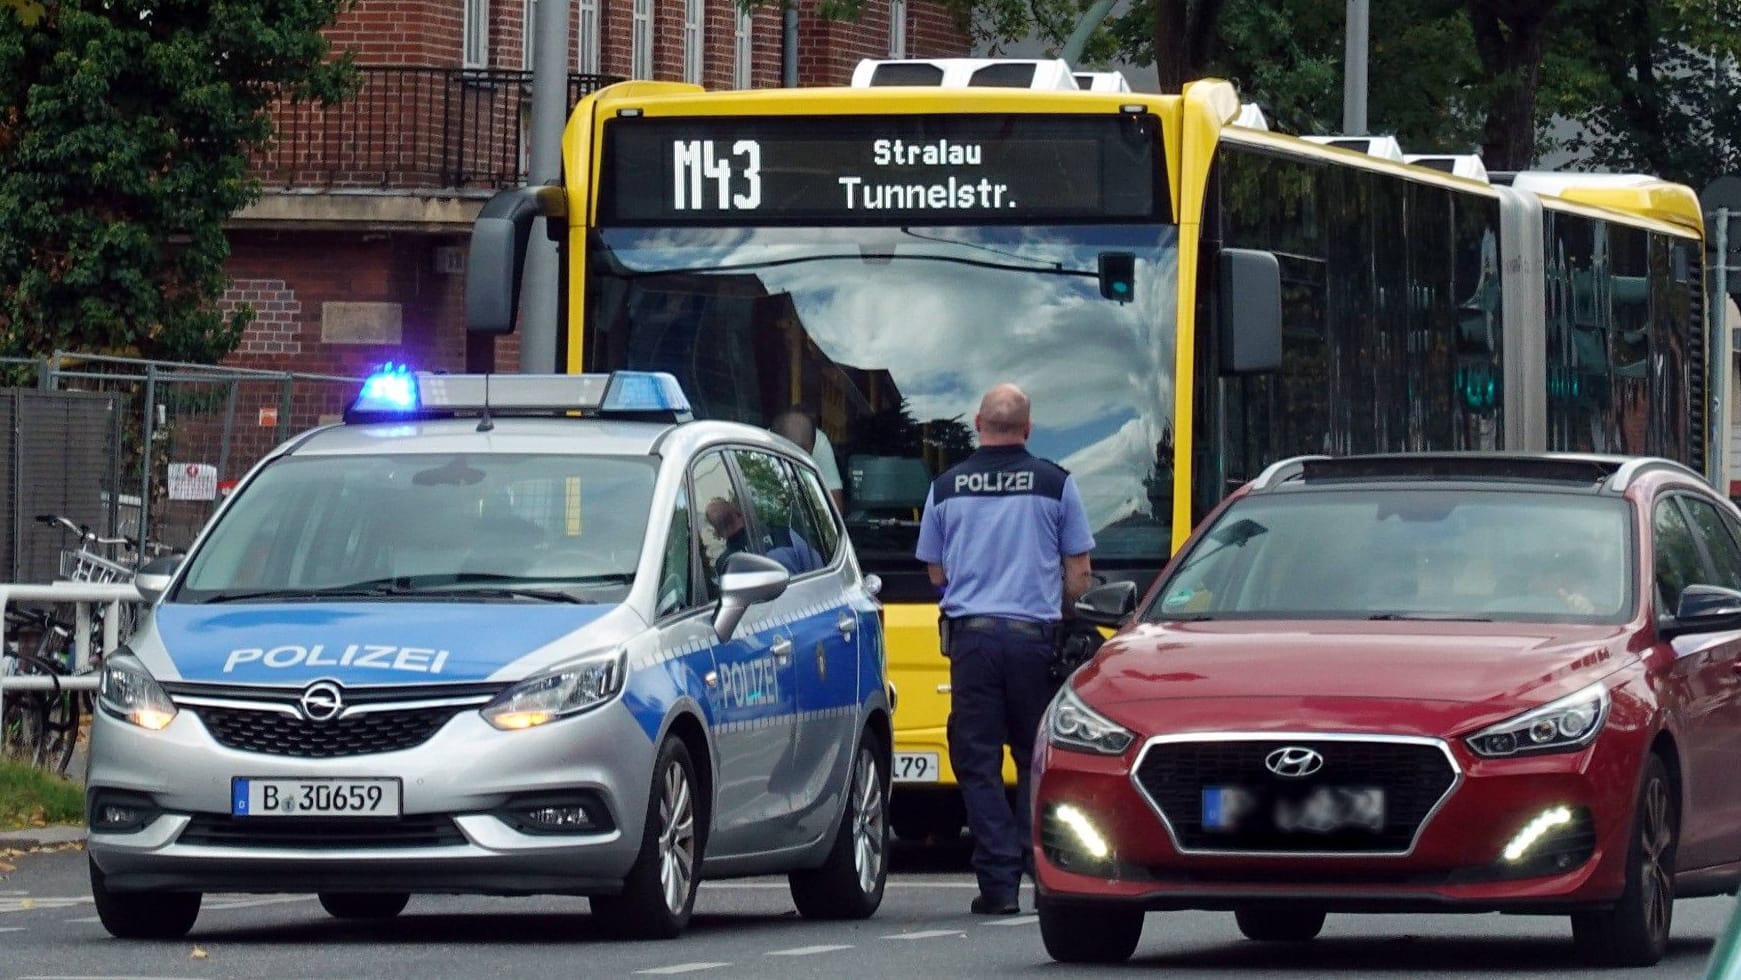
[704,497,752,578]
[915,382,1095,916]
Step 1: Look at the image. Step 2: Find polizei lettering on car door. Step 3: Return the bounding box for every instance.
[955,471,1035,494]
[222,644,452,674]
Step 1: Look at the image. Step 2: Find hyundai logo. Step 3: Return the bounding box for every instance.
[299,681,345,722]
[1264,746,1324,779]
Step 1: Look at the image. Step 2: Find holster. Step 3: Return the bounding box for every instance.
[937,614,954,658]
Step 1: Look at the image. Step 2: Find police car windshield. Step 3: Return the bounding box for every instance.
[175,453,657,604]
[590,223,1180,600]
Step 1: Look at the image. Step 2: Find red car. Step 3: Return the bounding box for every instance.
[1034,454,1741,967]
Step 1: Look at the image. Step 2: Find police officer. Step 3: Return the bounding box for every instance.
[915,383,1094,915]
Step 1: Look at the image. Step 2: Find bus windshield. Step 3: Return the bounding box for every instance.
[588,223,1180,598]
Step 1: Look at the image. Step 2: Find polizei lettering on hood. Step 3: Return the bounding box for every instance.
[223,644,452,675]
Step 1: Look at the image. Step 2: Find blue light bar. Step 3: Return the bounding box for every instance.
[602,371,691,415]
[352,363,419,414]
[345,368,692,423]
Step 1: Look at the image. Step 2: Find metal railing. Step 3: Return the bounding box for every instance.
[251,66,621,191]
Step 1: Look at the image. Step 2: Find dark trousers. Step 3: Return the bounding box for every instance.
[946,620,1056,900]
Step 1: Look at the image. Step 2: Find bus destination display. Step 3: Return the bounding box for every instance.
[602,115,1160,224]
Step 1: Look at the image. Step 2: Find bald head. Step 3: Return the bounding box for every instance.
[769,410,816,453]
[975,383,1031,445]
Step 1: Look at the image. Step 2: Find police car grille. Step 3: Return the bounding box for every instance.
[193,705,466,757]
[178,813,466,848]
[1133,739,1457,854]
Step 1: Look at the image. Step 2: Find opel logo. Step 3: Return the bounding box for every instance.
[1264,746,1324,779]
[299,681,345,722]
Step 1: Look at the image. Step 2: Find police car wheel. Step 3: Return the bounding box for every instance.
[89,855,201,939]
[790,735,889,920]
[1037,895,1143,964]
[591,736,703,940]
[318,892,410,920]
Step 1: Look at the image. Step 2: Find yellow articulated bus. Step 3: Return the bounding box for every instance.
[465,57,1717,842]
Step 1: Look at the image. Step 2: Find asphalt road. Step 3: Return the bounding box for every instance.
[0,841,1731,979]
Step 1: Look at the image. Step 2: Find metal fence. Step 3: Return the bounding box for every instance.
[27,353,360,564]
[0,376,123,584]
[251,67,621,191]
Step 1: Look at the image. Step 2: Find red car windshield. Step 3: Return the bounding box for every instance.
[1152,488,1633,623]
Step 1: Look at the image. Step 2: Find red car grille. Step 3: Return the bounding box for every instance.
[1132,738,1457,855]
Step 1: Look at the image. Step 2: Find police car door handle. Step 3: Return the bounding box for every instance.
[770,636,793,661]
[836,613,855,635]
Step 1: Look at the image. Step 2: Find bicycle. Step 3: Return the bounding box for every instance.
[14,513,152,775]
[1,608,71,771]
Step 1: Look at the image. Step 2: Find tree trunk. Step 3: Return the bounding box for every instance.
[1468,0,1561,170]
[1153,0,1227,93]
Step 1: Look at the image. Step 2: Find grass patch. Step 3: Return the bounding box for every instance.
[0,761,83,829]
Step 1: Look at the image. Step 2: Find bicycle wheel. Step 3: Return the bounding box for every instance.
[1,658,51,765]
[28,630,82,776]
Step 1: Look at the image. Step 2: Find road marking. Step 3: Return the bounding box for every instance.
[67,894,314,924]
[881,929,964,940]
[982,915,1038,927]
[701,880,984,890]
[0,926,23,932]
[767,945,853,956]
[1,897,89,914]
[634,964,732,975]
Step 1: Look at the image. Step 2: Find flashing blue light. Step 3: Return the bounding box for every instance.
[602,371,691,414]
[354,362,420,414]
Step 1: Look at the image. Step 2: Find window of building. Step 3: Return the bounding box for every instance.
[889,0,907,58]
[733,6,753,89]
[683,0,705,84]
[577,0,601,74]
[522,0,536,70]
[464,0,490,68]
[631,0,653,79]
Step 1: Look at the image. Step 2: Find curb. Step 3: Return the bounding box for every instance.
[0,825,87,850]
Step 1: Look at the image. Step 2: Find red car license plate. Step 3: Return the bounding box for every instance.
[1202,786,1386,833]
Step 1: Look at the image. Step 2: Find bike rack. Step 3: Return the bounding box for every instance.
[0,583,143,717]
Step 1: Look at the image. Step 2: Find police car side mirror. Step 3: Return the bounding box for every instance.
[1074,580,1138,629]
[714,553,791,641]
[133,554,184,604]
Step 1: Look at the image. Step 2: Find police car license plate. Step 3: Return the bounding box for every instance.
[893,752,940,783]
[232,777,401,818]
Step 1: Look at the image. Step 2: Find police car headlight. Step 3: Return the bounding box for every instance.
[99,652,178,731]
[482,650,627,731]
[1045,685,1134,756]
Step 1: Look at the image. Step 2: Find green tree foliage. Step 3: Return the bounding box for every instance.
[1542,0,1741,184]
[940,0,1740,181]
[0,0,354,363]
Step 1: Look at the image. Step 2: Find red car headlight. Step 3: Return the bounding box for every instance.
[1464,682,1609,758]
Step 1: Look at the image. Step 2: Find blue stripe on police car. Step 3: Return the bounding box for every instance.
[152,603,617,684]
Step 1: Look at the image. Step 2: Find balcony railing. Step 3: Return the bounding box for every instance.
[251,66,620,192]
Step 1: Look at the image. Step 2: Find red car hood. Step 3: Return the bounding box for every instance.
[1075,619,1632,734]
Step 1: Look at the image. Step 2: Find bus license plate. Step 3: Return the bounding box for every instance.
[232,778,401,818]
[893,752,940,783]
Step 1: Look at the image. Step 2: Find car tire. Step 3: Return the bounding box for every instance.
[790,734,889,920]
[318,892,410,920]
[1235,907,1326,942]
[1571,753,1677,967]
[591,736,703,940]
[89,856,201,939]
[1037,895,1143,963]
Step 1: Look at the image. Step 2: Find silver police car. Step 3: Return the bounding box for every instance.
[86,369,891,939]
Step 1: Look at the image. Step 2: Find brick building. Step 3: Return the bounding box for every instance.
[219,0,971,402]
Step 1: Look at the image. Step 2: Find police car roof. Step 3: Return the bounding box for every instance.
[284,416,797,461]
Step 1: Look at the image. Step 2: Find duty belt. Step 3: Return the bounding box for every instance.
[953,616,1056,641]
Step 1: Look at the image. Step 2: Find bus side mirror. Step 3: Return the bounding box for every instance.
[1218,247,1282,374]
[465,185,568,336]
